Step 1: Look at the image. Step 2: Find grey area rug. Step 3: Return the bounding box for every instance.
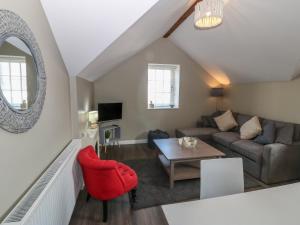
[124,158,263,210]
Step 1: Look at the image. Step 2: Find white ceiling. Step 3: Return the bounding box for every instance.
[170,0,300,84]
[40,0,159,77]
[41,0,300,84]
[79,0,192,81]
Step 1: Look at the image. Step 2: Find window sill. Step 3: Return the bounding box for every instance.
[148,106,179,110]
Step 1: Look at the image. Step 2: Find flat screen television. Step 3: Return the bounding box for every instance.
[98,103,122,122]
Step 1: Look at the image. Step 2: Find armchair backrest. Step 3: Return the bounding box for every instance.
[77,145,125,200]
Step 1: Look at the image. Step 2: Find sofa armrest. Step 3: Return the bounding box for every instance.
[261,142,300,184]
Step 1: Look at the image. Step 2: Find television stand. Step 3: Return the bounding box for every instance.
[99,125,121,153]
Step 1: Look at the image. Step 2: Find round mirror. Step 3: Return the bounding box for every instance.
[0,10,46,133]
[0,36,38,111]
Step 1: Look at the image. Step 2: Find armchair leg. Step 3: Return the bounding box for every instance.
[102,201,108,223]
[86,193,91,202]
[129,188,137,208]
[131,189,137,203]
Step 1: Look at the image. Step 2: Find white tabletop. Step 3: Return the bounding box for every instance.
[162,182,300,225]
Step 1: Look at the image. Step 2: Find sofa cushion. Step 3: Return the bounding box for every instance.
[214,110,238,132]
[254,121,276,145]
[275,123,294,145]
[201,116,218,128]
[175,127,219,140]
[212,132,240,147]
[206,111,225,128]
[231,140,264,163]
[240,116,262,140]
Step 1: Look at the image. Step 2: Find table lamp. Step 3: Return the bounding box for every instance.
[88,111,98,129]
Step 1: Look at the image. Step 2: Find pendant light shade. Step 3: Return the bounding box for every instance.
[194,0,224,29]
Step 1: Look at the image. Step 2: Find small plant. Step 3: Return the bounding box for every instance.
[105,130,111,139]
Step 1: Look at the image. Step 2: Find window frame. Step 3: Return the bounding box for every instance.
[147,63,180,110]
[0,55,28,110]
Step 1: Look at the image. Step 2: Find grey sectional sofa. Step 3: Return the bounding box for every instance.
[176,112,300,184]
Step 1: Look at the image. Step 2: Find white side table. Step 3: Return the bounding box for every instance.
[99,125,121,153]
[81,127,100,156]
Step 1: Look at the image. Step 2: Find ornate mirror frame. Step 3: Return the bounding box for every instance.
[0,10,46,133]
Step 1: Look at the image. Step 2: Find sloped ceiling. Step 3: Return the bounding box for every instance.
[79,0,192,81]
[41,0,300,84]
[170,0,300,84]
[40,0,159,77]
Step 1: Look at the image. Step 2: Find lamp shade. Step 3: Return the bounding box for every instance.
[194,0,224,29]
[210,88,224,97]
[88,111,98,124]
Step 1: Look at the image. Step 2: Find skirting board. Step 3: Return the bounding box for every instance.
[119,139,148,145]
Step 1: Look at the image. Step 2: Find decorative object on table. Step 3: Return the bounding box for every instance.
[194,0,224,29]
[20,100,28,110]
[77,145,138,222]
[178,137,198,148]
[0,10,46,133]
[88,110,98,129]
[149,101,154,109]
[104,130,111,144]
[210,87,224,111]
[147,129,170,149]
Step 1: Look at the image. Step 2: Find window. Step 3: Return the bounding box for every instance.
[148,64,180,109]
[0,55,28,110]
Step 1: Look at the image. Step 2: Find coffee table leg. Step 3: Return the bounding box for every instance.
[170,161,174,189]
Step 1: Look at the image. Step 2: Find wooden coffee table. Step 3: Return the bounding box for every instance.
[154,138,225,188]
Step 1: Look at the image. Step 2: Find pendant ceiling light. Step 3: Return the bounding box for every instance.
[194,0,224,29]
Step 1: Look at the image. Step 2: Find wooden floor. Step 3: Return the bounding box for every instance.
[69,144,169,225]
[69,144,298,225]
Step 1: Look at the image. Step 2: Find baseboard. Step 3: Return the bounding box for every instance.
[119,139,148,145]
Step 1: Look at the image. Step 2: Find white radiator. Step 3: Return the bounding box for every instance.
[1,139,83,225]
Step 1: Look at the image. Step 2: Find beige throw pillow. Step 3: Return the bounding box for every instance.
[214,110,238,132]
[240,116,262,140]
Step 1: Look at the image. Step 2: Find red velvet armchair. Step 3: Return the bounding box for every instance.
[77,145,138,222]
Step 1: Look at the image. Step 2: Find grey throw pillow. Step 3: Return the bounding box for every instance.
[201,116,212,127]
[275,124,294,145]
[254,122,276,145]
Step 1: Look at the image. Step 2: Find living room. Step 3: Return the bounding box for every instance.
[1,1,300,225]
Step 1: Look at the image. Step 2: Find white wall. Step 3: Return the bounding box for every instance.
[223,78,300,124]
[94,39,218,140]
[0,0,72,219]
[76,77,94,137]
